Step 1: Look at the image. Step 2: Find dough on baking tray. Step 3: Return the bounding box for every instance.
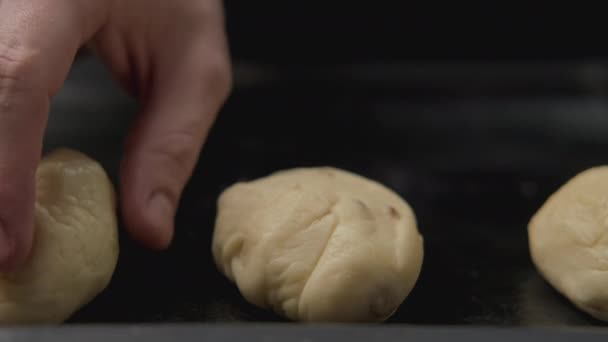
[529,166,608,321]
[0,149,119,324]
[212,167,424,322]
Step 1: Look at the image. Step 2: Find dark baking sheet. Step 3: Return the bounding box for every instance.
[42,58,608,329]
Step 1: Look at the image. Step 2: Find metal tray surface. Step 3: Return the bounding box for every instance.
[39,58,608,331]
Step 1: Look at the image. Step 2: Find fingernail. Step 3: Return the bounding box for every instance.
[148,191,175,231]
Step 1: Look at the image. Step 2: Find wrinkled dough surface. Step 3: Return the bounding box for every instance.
[0,149,119,324]
[529,166,608,321]
[212,167,424,322]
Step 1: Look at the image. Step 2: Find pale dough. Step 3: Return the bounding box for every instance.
[0,149,119,324]
[212,167,424,322]
[529,166,608,321]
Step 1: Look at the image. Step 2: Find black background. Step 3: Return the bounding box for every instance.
[224,2,608,64]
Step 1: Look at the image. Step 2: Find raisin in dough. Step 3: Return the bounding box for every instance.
[212,167,424,322]
[529,167,608,321]
[0,149,119,324]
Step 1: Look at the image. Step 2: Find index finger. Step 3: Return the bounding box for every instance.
[0,0,107,269]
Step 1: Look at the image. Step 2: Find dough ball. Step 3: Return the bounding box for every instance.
[529,167,608,321]
[212,167,424,322]
[0,149,119,324]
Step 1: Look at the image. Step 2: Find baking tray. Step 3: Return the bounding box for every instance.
[35,57,608,339]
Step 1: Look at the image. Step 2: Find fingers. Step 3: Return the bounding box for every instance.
[0,54,47,269]
[0,1,109,269]
[120,47,232,250]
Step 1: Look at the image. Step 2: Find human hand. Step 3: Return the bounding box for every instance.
[0,0,232,268]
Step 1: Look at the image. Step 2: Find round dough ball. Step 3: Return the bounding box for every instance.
[529,167,608,321]
[0,149,119,324]
[212,167,424,322]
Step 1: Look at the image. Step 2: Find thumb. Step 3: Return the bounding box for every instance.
[0,1,109,269]
[120,50,231,250]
